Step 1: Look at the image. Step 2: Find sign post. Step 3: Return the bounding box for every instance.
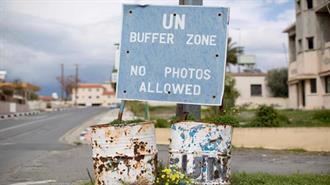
[115,3,231,184]
[176,0,203,121]
[116,4,229,107]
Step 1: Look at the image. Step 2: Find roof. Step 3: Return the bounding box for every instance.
[78,83,104,88]
[283,23,296,33]
[39,96,53,101]
[103,91,115,95]
[0,82,40,91]
[229,72,267,77]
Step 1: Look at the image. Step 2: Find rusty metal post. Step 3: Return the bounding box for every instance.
[176,0,203,121]
[144,102,150,120]
[117,100,126,121]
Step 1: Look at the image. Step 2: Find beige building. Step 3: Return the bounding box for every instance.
[284,0,330,109]
[232,73,288,108]
[71,83,118,107]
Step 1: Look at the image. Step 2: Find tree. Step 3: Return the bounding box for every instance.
[208,74,240,116]
[266,68,288,97]
[223,74,240,108]
[226,37,243,65]
[57,75,80,100]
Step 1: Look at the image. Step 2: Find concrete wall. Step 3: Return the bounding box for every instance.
[235,75,271,98]
[155,127,330,152]
[234,75,288,108]
[28,101,47,111]
[236,97,288,109]
[0,101,29,114]
[72,84,118,106]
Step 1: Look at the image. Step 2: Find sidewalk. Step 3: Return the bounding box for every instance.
[60,108,135,145]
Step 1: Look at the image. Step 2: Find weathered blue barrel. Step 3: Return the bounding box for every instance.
[169,122,233,185]
[91,122,157,185]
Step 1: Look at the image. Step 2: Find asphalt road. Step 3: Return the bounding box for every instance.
[0,107,108,185]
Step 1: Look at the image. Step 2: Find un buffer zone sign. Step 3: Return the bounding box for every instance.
[116,5,229,105]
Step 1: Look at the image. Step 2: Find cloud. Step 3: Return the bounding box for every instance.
[0,0,295,95]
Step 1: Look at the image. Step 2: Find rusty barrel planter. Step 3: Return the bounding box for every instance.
[169,122,233,185]
[91,122,157,185]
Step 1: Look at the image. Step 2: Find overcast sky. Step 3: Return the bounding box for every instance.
[0,0,295,95]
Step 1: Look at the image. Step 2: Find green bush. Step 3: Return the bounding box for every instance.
[278,113,291,125]
[155,118,171,128]
[249,105,284,127]
[313,110,330,122]
[205,115,240,127]
[126,101,145,117]
[109,119,145,126]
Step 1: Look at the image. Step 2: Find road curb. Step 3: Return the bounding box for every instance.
[0,111,41,120]
[59,110,113,145]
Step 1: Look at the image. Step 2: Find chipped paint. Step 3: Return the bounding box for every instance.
[169,122,232,185]
[91,122,157,185]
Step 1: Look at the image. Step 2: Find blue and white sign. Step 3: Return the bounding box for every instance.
[116,4,229,105]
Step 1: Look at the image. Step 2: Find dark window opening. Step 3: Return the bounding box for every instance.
[298,39,302,51]
[251,84,262,96]
[307,37,314,50]
[326,76,330,93]
[306,0,313,9]
[310,79,317,93]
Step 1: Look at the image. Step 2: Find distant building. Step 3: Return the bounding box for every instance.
[284,0,330,109]
[0,70,7,82]
[232,72,288,108]
[71,83,118,106]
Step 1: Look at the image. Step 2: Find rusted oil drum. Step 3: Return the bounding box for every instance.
[91,122,157,185]
[169,122,233,185]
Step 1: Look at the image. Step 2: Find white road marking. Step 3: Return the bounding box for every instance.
[0,113,69,134]
[0,142,14,146]
[9,180,56,185]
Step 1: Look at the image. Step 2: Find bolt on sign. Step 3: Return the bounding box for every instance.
[116,4,229,105]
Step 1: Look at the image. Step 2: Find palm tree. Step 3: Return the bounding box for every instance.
[226,37,243,65]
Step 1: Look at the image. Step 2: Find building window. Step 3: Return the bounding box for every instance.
[96,88,99,92]
[88,88,91,92]
[296,0,301,9]
[310,79,317,93]
[88,96,92,99]
[326,76,330,93]
[307,37,314,50]
[96,96,99,99]
[76,96,79,99]
[251,84,262,96]
[298,39,302,51]
[306,0,313,9]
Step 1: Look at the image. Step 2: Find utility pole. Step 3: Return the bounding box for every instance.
[74,64,79,106]
[176,0,203,121]
[61,63,64,101]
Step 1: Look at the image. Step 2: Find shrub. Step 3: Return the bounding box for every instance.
[109,119,145,126]
[249,105,282,127]
[205,115,240,127]
[155,118,171,128]
[313,110,330,122]
[126,101,145,117]
[266,68,288,97]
